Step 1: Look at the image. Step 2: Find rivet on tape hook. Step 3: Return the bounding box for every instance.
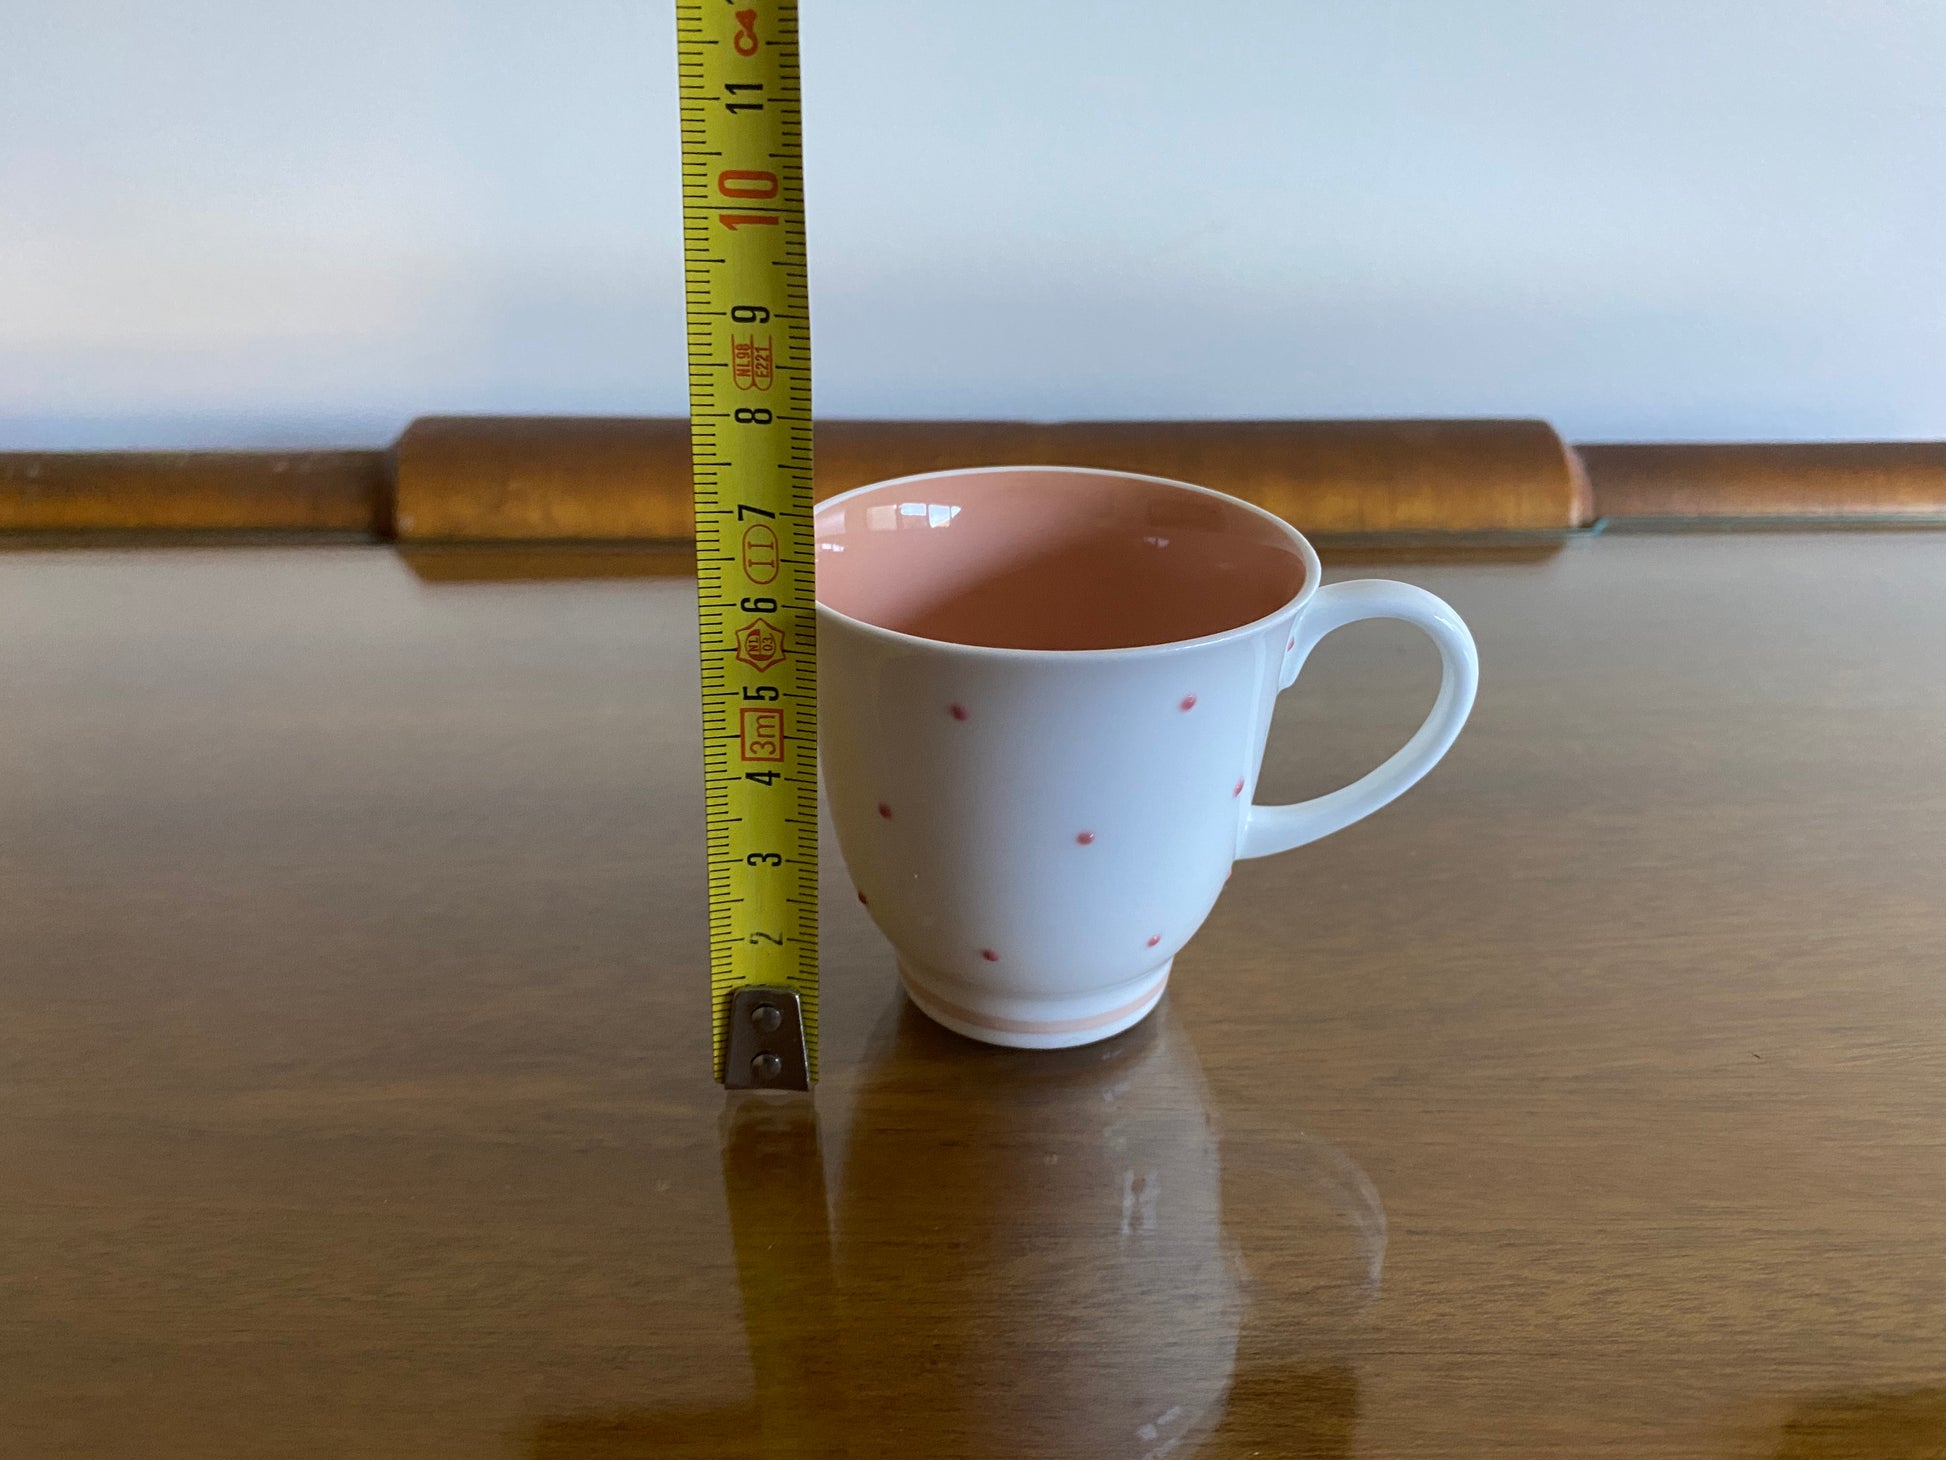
[723,986,811,1091]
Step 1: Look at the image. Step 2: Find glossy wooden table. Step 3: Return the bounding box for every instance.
[5,531,1946,1458]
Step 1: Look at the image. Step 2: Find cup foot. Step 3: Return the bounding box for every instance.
[897,960,1172,1050]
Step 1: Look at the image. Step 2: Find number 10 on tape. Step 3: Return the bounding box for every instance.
[676,0,818,1084]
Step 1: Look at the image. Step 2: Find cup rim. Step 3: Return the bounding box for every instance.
[813,463,1323,660]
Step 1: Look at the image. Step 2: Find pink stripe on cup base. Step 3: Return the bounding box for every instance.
[906,980,1165,1037]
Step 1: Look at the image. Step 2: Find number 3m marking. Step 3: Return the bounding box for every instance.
[739,706,785,763]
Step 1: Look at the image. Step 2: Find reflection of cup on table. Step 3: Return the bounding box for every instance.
[816,466,1479,1047]
[829,1000,1387,1459]
[832,1002,1237,1458]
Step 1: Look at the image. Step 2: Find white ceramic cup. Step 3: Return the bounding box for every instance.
[816,465,1479,1048]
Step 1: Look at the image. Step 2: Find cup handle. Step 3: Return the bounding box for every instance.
[1239,580,1479,860]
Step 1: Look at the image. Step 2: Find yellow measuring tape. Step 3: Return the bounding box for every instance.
[676,0,818,1085]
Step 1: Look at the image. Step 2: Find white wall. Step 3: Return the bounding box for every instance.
[5,0,1945,449]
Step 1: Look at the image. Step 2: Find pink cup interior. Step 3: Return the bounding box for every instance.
[815,468,1307,651]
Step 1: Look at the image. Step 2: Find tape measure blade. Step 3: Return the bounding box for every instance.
[677,0,818,1085]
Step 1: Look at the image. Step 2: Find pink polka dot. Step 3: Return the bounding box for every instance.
[877,802,892,819]
[1233,778,1245,797]
[1146,934,1162,948]
[949,702,969,721]
[856,889,868,905]
[1075,830,1096,845]
[1288,637,1296,651]
[1179,694,1197,712]
[981,948,999,962]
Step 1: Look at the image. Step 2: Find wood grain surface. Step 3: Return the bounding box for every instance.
[4,534,1946,1457]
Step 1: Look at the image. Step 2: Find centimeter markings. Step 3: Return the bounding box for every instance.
[676,0,818,1083]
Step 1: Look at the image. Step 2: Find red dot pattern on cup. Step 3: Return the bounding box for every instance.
[877,802,892,819]
[856,889,868,906]
[902,686,1241,976]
